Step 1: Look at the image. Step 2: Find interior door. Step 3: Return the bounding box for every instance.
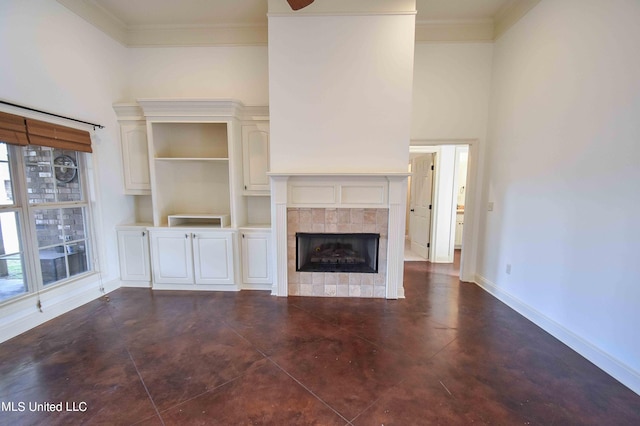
[409,154,434,259]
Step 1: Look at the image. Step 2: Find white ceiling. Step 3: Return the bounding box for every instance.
[90,0,510,27]
[92,0,269,27]
[57,0,536,46]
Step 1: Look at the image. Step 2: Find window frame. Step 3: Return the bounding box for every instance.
[0,141,97,304]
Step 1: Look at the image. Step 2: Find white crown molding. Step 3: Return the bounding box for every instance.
[415,0,541,43]
[268,0,416,15]
[126,24,268,47]
[239,105,270,121]
[116,100,268,121]
[415,20,494,43]
[494,0,541,40]
[112,103,144,121]
[57,0,268,46]
[58,0,538,46]
[136,98,245,119]
[57,0,128,45]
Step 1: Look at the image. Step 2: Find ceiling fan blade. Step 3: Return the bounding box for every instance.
[287,0,315,11]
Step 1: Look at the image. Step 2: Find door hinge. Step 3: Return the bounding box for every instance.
[431,165,434,171]
[427,243,430,248]
[429,204,432,210]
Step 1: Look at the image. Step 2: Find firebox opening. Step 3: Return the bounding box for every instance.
[296,233,380,273]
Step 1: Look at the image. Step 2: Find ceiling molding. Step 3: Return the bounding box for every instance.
[268,0,416,15]
[136,98,245,119]
[58,0,539,47]
[57,0,268,47]
[57,0,127,45]
[112,103,144,121]
[415,0,541,43]
[415,20,494,43]
[126,24,268,47]
[494,0,541,40]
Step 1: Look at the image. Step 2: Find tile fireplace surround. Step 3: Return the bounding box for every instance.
[270,173,409,299]
[287,208,389,297]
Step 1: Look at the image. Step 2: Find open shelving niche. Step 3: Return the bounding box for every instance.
[138,99,271,231]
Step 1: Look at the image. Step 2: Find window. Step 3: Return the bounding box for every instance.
[0,142,93,303]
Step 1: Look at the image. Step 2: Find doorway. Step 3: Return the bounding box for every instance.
[407,153,434,260]
[405,142,474,281]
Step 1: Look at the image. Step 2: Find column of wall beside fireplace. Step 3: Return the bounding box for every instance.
[287,208,388,297]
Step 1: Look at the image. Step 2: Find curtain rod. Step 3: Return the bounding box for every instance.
[0,100,105,130]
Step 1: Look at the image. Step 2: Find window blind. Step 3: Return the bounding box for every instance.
[26,118,92,153]
[0,111,92,152]
[0,111,29,146]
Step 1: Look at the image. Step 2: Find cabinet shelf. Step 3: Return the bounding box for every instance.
[155,157,229,162]
[168,214,230,228]
[151,122,228,158]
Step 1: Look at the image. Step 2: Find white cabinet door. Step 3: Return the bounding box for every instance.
[192,231,235,285]
[242,123,270,193]
[120,123,151,194]
[455,213,464,248]
[241,231,272,285]
[150,230,193,284]
[117,229,151,282]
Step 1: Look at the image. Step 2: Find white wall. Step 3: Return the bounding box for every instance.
[479,0,640,393]
[411,43,493,140]
[411,43,493,278]
[0,0,129,339]
[269,12,415,173]
[125,47,269,105]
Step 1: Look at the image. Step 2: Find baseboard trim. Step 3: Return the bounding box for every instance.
[0,276,120,344]
[241,283,273,291]
[152,283,240,292]
[120,281,152,288]
[475,274,640,396]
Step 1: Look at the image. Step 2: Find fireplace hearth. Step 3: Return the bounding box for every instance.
[296,232,380,273]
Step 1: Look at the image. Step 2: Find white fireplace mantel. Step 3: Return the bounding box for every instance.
[269,172,409,299]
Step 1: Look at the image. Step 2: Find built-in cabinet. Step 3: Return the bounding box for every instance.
[242,123,270,194]
[114,100,271,292]
[116,225,152,287]
[240,228,272,289]
[149,229,235,289]
[113,104,151,195]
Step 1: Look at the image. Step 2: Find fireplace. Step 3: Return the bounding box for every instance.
[296,233,380,273]
[271,173,408,299]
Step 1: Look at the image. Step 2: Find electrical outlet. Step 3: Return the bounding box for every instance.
[488,202,494,211]
[506,264,511,275]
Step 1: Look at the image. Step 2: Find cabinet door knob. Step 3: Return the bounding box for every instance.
[185,234,189,239]
[142,231,146,237]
